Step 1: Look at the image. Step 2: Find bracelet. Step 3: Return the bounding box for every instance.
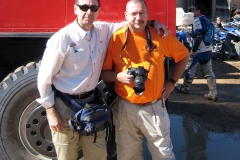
[169,78,177,85]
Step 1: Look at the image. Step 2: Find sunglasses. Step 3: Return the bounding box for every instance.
[77,4,99,12]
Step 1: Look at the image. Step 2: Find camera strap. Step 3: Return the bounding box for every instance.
[120,26,154,71]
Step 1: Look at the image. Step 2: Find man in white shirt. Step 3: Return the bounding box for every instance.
[37,0,167,159]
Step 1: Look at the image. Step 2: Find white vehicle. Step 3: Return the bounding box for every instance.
[176,7,194,27]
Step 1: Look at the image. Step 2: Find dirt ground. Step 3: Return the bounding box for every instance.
[167,56,240,134]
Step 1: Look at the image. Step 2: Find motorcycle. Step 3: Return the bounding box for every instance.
[176,27,231,60]
[212,29,231,60]
[176,23,240,60]
[225,23,240,58]
[230,19,240,29]
[176,29,192,52]
[212,22,240,60]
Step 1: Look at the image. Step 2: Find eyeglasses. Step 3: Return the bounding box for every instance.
[76,4,100,12]
[126,11,148,18]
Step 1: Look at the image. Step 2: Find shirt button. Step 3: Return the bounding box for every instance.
[94,63,95,65]
[87,85,89,87]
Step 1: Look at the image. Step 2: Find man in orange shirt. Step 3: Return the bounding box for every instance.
[100,0,189,159]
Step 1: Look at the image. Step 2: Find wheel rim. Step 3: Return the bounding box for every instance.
[19,100,56,159]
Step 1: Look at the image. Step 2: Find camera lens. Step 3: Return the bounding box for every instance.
[127,66,148,96]
[134,76,145,95]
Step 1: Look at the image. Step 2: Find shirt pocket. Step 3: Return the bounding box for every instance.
[65,50,88,63]
[63,48,90,74]
[92,43,106,68]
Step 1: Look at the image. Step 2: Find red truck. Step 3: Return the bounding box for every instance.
[0,0,176,159]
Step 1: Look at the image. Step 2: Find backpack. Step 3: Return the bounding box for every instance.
[200,16,215,45]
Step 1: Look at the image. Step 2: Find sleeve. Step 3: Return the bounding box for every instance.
[102,36,114,70]
[94,21,126,41]
[36,36,65,108]
[192,18,203,52]
[192,32,203,52]
[192,18,203,36]
[161,32,189,63]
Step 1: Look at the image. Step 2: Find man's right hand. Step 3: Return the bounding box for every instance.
[116,70,134,84]
[46,106,63,132]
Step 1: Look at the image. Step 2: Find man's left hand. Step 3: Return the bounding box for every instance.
[162,80,175,100]
[190,51,196,58]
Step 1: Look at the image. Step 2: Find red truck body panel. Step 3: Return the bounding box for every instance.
[0,0,176,34]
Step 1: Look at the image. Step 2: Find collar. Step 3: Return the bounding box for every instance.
[73,19,94,39]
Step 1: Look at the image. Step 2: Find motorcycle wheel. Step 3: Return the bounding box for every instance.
[217,52,231,60]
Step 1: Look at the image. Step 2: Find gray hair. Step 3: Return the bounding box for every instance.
[126,0,148,11]
[75,0,100,7]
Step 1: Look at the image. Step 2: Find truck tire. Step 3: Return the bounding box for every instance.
[0,61,57,160]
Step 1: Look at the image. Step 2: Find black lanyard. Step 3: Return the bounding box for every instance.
[120,26,155,71]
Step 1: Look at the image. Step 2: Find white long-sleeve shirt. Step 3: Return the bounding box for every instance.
[37,19,125,108]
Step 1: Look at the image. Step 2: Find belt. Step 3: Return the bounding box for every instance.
[54,88,95,112]
[67,90,94,99]
[134,97,163,106]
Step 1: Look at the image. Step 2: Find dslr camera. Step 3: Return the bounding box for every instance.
[127,66,148,95]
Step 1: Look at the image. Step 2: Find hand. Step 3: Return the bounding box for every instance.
[162,80,175,100]
[46,106,63,132]
[116,70,134,84]
[190,51,196,58]
[153,21,168,38]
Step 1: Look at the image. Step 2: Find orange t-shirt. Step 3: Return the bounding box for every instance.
[103,26,188,104]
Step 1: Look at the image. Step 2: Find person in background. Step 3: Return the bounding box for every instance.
[214,17,224,30]
[233,9,240,21]
[175,4,218,101]
[100,0,189,159]
[36,0,168,159]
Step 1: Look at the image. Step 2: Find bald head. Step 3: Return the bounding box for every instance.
[126,0,147,12]
[125,0,148,33]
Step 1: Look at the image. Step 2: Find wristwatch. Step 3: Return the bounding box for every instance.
[169,78,177,86]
